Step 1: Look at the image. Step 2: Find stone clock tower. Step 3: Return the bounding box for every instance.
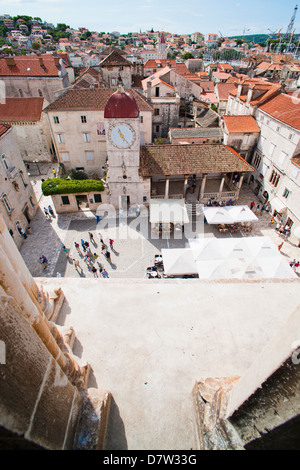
[104,87,150,210]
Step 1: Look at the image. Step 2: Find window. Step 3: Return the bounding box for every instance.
[276,126,281,133]
[94,193,102,203]
[57,134,64,143]
[19,89,23,97]
[61,195,70,205]
[260,115,264,122]
[155,87,160,97]
[2,194,12,214]
[86,151,94,161]
[252,152,262,169]
[60,153,69,163]
[83,133,91,143]
[155,125,160,133]
[154,109,160,116]
[269,169,280,187]
[1,154,9,171]
[278,151,287,165]
[19,171,27,188]
[111,78,117,86]
[140,115,144,124]
[53,116,59,124]
[81,115,87,123]
[269,143,276,157]
[38,89,43,97]
[283,188,290,199]
[289,133,294,141]
[243,135,250,145]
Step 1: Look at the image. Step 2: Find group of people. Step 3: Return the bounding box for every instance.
[250,201,269,215]
[275,222,291,240]
[43,205,55,219]
[72,232,113,278]
[39,255,48,269]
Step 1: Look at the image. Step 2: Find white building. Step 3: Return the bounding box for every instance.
[251,93,300,232]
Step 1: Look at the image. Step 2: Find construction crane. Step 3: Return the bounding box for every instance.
[284,4,298,42]
[218,31,223,38]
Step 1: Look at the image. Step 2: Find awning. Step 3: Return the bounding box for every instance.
[203,205,258,224]
[270,197,287,214]
[149,199,189,224]
[161,248,197,276]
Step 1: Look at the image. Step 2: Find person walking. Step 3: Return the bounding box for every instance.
[98,233,104,244]
[91,266,98,278]
[293,261,300,272]
[255,204,260,215]
[62,245,69,258]
[52,168,57,178]
[102,268,109,278]
[73,259,82,273]
[250,201,255,211]
[44,207,50,219]
[48,205,55,217]
[93,253,99,260]
[74,242,81,254]
[88,232,94,243]
[109,239,114,249]
[278,241,284,252]
[105,250,111,262]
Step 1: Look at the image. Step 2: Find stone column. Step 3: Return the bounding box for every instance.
[165,176,170,199]
[183,175,188,197]
[236,173,245,199]
[0,215,89,389]
[218,175,225,198]
[200,174,207,201]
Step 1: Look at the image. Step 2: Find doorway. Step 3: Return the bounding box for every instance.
[75,195,88,210]
[23,204,31,224]
[120,195,130,211]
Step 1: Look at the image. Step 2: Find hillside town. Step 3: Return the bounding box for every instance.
[1,7,300,453]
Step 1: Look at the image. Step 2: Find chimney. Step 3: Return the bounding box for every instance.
[5,56,16,66]
[146,81,151,102]
[236,83,242,98]
[246,86,254,103]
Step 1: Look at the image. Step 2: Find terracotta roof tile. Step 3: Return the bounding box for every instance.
[0,54,61,77]
[0,97,44,122]
[222,115,260,133]
[139,143,254,177]
[44,88,153,113]
[99,50,132,67]
[0,123,11,137]
[258,93,300,130]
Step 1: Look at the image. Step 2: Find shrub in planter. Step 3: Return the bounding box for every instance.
[42,178,104,196]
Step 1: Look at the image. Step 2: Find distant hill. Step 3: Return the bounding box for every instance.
[228,33,300,44]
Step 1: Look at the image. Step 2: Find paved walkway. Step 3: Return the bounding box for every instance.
[20,179,300,279]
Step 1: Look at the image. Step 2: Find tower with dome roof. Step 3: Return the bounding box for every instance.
[104,86,150,209]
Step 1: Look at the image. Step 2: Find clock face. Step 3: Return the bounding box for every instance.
[109,123,136,149]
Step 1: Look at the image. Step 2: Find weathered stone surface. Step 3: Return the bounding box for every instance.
[74,388,111,450]
[26,357,82,449]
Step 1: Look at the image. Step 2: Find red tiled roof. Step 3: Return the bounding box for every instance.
[222,115,260,133]
[0,97,44,122]
[139,143,254,177]
[258,93,300,130]
[0,123,11,137]
[44,88,153,113]
[216,82,237,100]
[99,50,132,67]
[0,54,61,77]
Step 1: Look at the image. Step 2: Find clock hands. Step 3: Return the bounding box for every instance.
[118,128,130,145]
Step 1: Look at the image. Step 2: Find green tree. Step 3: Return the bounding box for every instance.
[32,42,41,50]
[183,52,194,59]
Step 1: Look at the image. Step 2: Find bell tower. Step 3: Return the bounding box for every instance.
[104,87,149,209]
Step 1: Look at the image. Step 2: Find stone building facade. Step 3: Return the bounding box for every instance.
[0,125,38,248]
[44,88,153,177]
[0,54,69,104]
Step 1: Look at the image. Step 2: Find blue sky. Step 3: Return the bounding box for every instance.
[0,0,299,36]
